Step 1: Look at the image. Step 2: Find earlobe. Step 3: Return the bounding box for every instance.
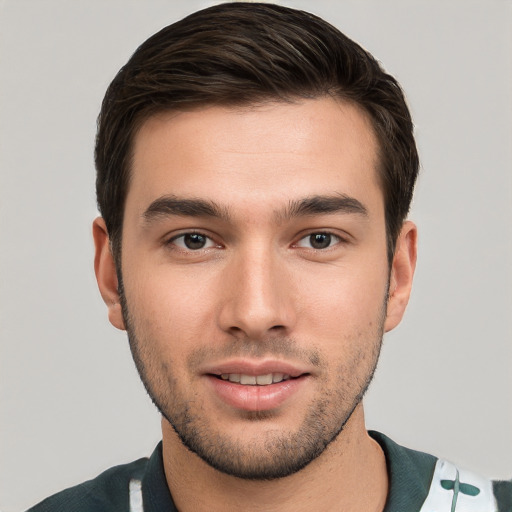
[384,221,417,333]
[92,217,126,331]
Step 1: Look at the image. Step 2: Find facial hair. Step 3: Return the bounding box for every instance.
[119,277,386,480]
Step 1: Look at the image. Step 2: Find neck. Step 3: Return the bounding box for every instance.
[161,405,388,512]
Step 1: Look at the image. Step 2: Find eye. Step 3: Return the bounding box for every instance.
[296,232,341,250]
[170,232,217,250]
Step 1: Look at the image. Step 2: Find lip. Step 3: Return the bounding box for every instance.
[202,359,311,412]
[201,359,310,378]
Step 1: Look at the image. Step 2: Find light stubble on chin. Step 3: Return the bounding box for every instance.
[118,278,386,480]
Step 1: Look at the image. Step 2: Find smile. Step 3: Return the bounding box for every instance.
[219,373,291,385]
[208,372,307,411]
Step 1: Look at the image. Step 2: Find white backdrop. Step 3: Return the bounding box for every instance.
[1,1,511,511]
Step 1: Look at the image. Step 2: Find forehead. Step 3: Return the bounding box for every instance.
[127,98,382,219]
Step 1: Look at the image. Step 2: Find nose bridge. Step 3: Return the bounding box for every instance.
[218,240,294,338]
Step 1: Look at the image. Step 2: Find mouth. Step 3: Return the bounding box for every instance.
[217,373,294,385]
[204,363,310,412]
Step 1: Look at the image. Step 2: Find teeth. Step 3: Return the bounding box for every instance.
[256,374,273,385]
[219,373,291,385]
[240,375,257,385]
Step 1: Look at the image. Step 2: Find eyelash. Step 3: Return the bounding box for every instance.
[166,230,345,252]
[167,231,219,251]
[294,232,343,250]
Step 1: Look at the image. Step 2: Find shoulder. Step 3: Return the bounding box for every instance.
[419,459,511,512]
[26,457,149,512]
[369,431,512,512]
[493,479,512,511]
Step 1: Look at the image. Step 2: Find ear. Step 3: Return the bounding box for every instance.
[384,220,417,332]
[92,217,126,331]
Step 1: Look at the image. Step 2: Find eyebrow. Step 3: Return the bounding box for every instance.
[142,193,368,224]
[280,194,368,221]
[143,196,230,223]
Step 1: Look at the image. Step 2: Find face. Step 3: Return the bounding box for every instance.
[94,97,415,479]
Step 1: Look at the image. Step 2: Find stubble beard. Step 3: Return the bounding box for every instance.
[118,278,386,481]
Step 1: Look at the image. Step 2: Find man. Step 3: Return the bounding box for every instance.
[28,2,511,511]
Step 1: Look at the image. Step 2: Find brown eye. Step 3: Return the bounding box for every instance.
[183,233,207,249]
[309,233,332,249]
[296,232,340,250]
[171,232,215,250]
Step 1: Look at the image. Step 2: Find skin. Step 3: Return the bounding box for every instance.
[94,97,417,512]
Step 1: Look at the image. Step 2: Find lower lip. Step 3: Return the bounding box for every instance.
[206,375,307,412]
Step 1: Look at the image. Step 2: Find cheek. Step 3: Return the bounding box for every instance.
[296,262,389,335]
[123,265,220,343]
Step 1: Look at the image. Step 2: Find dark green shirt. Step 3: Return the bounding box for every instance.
[27,431,511,512]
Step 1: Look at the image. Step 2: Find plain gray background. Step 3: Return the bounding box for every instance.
[1,1,511,511]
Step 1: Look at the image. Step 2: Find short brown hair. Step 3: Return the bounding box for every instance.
[95,2,419,265]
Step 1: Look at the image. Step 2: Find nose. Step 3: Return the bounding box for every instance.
[217,246,296,339]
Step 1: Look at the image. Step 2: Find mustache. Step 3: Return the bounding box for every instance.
[187,336,323,370]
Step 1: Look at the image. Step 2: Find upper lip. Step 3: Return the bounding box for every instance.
[200,359,310,378]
